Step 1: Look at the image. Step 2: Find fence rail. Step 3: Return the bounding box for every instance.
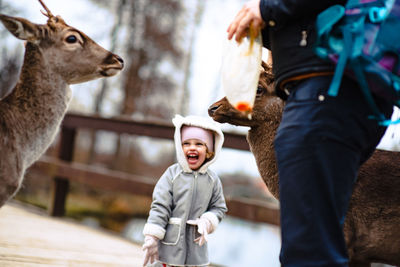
[29,113,280,226]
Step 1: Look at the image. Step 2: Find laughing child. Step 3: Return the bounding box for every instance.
[142,114,227,267]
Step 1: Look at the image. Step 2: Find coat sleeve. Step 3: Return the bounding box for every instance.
[143,167,174,240]
[259,0,347,30]
[201,174,227,234]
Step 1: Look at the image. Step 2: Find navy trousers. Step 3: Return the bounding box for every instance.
[274,76,393,267]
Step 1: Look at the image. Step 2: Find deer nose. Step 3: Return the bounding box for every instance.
[115,55,124,68]
[208,104,219,117]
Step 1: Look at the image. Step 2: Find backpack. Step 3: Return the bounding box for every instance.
[314,0,400,125]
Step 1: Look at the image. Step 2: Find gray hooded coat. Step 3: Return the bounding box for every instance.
[143,115,227,266]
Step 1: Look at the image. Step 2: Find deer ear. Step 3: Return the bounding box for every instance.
[0,14,39,41]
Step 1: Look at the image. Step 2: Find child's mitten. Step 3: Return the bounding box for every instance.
[187,217,212,246]
[142,235,159,266]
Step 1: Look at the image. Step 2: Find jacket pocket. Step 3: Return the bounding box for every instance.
[161,217,182,245]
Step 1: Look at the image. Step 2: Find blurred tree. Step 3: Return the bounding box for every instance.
[89,0,126,114]
[86,0,127,164]
[180,0,205,115]
[121,0,203,120]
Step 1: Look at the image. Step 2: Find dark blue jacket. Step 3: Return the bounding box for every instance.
[259,0,346,98]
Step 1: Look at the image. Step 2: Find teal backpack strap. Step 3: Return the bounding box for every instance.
[351,58,391,124]
[328,14,367,97]
[315,5,345,37]
[327,24,353,97]
[314,5,345,59]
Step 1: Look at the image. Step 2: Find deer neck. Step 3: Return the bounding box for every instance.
[247,106,283,199]
[1,44,72,166]
[13,44,71,107]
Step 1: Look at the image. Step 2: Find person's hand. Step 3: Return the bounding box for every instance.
[227,0,264,43]
[142,235,159,266]
[187,217,212,246]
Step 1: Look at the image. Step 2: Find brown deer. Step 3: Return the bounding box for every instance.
[0,0,123,208]
[208,63,400,267]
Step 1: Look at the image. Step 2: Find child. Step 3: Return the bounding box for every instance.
[142,114,227,267]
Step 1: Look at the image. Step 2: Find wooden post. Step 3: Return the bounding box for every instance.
[48,126,76,217]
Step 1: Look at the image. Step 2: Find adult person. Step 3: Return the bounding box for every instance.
[227,1,393,266]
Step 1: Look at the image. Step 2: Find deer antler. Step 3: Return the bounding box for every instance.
[38,0,54,18]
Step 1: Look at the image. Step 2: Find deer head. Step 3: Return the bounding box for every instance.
[0,0,124,85]
[209,61,283,128]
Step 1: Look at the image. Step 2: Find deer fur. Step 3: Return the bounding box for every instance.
[0,2,123,208]
[208,62,400,267]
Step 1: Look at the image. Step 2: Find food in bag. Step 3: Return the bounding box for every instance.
[221,25,262,115]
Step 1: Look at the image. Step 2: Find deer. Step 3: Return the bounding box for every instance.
[208,62,400,267]
[0,0,124,208]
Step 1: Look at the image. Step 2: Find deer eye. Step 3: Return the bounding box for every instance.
[256,86,264,96]
[65,35,78,43]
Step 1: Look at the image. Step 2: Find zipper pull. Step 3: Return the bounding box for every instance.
[300,30,307,46]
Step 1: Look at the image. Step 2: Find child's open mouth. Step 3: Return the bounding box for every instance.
[187,153,199,164]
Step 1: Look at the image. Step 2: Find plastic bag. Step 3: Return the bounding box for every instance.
[221,28,262,115]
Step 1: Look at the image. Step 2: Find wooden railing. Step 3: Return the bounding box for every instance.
[29,113,280,226]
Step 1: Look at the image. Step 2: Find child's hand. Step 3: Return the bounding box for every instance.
[142,235,159,266]
[187,218,212,246]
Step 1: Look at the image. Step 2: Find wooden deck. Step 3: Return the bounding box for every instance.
[0,202,144,266]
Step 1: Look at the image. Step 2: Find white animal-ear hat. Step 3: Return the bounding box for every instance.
[181,125,214,152]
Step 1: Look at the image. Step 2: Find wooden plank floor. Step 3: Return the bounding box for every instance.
[0,202,144,266]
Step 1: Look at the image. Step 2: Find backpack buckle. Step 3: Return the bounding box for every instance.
[369,7,389,22]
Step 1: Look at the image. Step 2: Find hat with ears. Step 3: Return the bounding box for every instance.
[181,125,214,152]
